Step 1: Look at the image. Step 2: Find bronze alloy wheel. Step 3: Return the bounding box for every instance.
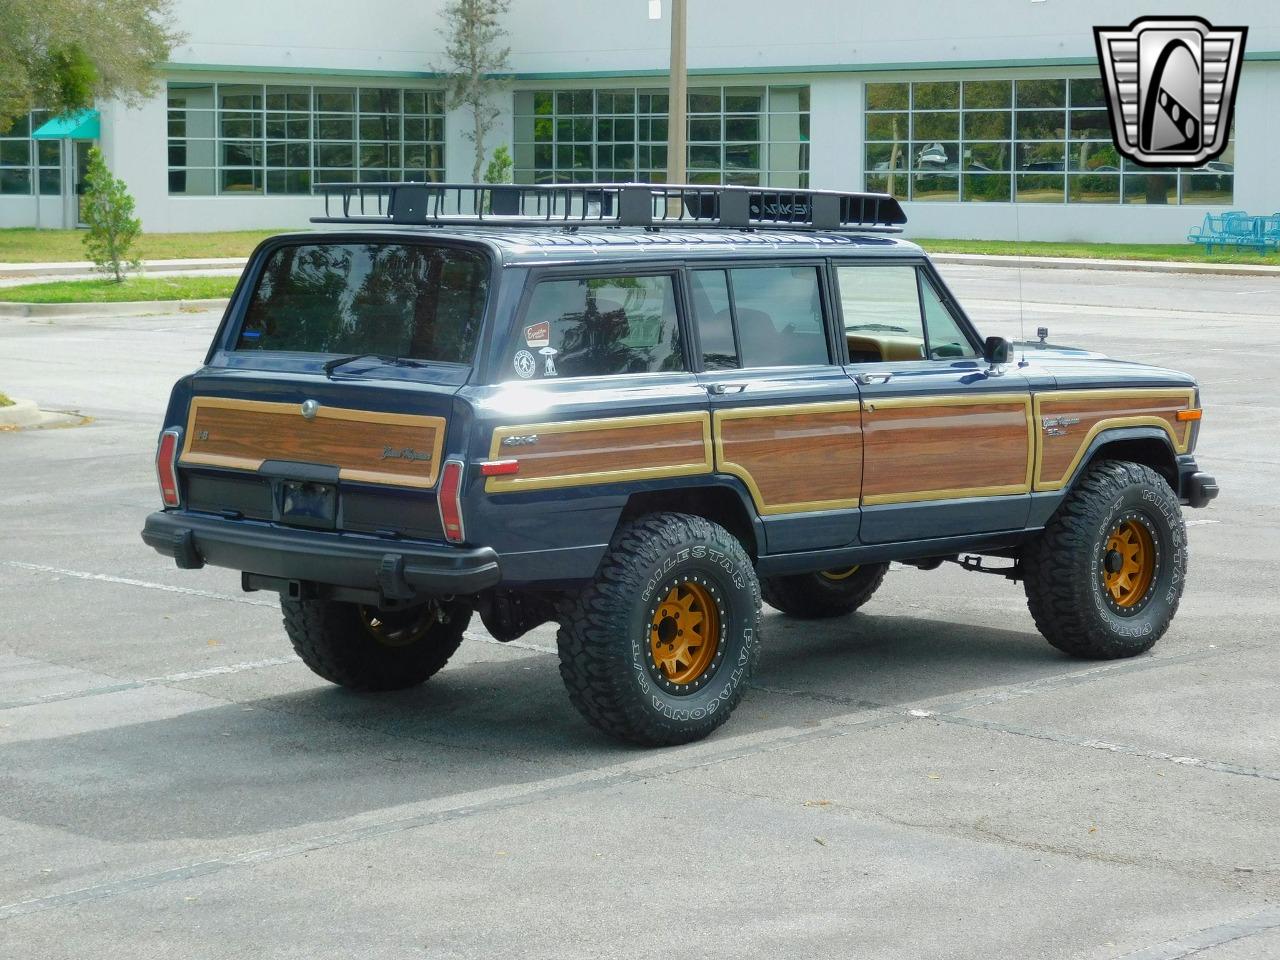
[818,565,861,582]
[1099,511,1162,614]
[359,604,439,648]
[647,578,724,691]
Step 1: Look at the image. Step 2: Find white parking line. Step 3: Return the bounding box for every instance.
[1,560,276,607]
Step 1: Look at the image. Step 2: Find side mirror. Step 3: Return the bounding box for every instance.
[983,336,1011,365]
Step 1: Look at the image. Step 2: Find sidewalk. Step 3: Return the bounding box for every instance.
[4,251,1280,284]
[928,251,1280,277]
[0,257,246,279]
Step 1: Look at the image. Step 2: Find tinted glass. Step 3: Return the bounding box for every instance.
[690,270,738,370]
[236,243,487,363]
[837,265,925,363]
[511,274,684,380]
[729,266,828,367]
[920,278,977,358]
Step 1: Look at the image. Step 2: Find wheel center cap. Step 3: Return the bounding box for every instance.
[1104,549,1124,574]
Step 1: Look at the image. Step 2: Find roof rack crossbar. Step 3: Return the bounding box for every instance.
[311,182,906,233]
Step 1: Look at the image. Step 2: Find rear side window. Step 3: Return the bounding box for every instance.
[236,242,488,363]
[689,264,829,369]
[508,274,684,380]
[731,266,828,367]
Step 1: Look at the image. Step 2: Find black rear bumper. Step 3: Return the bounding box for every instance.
[142,511,501,598]
[1177,455,1219,509]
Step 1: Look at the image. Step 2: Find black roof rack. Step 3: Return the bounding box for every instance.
[311,182,906,233]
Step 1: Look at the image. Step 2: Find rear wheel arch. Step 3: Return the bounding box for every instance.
[617,483,761,560]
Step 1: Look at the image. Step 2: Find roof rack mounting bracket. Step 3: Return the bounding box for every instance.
[618,185,654,228]
[810,193,841,231]
[718,190,750,229]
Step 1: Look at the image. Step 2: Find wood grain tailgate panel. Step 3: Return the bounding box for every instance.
[181,397,446,488]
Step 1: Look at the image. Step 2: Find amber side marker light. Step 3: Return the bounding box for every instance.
[156,428,182,507]
[1177,409,1203,422]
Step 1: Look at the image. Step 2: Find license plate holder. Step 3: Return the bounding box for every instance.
[277,480,337,529]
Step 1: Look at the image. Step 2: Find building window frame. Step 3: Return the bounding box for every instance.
[864,76,1233,205]
[166,80,446,197]
[513,83,810,188]
[0,111,63,197]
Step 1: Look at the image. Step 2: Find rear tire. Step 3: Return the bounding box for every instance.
[761,563,888,619]
[556,512,761,746]
[1022,460,1187,659]
[282,598,470,690]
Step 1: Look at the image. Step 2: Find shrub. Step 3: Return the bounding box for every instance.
[80,147,142,282]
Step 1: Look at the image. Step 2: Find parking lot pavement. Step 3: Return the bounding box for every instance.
[1,265,1278,959]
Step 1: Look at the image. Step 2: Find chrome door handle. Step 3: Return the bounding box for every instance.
[706,383,746,395]
[855,372,893,385]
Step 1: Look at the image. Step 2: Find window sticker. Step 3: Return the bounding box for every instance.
[513,349,537,379]
[525,321,550,348]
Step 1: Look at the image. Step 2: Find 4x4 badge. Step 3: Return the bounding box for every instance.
[1094,16,1247,167]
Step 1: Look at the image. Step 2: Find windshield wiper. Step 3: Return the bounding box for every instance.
[323,354,430,378]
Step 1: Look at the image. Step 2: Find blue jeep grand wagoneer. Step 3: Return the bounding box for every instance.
[143,183,1218,745]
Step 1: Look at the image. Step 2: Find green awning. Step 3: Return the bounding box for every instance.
[32,109,99,140]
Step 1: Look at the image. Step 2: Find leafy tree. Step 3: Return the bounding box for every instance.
[483,144,513,184]
[80,147,142,282]
[0,0,181,132]
[438,0,510,183]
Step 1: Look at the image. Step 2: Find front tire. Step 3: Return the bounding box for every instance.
[556,512,762,746]
[282,598,471,690]
[1022,460,1187,659]
[761,563,888,619]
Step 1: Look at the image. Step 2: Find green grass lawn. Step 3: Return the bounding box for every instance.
[0,228,285,264]
[0,276,237,304]
[916,238,1280,265]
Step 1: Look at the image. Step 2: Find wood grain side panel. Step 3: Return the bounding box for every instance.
[1035,390,1195,489]
[486,413,713,493]
[861,399,1032,504]
[180,398,445,488]
[715,404,862,515]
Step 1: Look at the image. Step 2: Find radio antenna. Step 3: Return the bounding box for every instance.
[1014,197,1027,364]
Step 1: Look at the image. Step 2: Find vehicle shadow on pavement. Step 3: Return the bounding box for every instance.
[0,611,1072,846]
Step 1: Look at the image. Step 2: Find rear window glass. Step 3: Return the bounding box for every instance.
[236,242,488,363]
[507,274,685,380]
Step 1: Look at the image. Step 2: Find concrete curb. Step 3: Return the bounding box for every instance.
[927,252,1280,277]
[0,298,229,320]
[0,398,41,427]
[0,257,247,279]
[0,399,85,430]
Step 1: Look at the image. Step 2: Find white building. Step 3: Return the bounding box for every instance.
[1,0,1276,241]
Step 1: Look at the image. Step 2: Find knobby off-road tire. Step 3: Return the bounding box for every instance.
[556,512,762,746]
[282,598,471,691]
[1023,460,1187,659]
[761,563,889,619]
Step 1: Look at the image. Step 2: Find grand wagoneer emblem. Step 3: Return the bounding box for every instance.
[1094,16,1247,167]
[381,446,433,462]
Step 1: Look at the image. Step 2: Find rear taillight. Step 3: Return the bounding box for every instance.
[438,459,466,543]
[156,428,182,508]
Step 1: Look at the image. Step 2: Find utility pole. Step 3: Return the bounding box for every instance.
[667,0,687,188]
